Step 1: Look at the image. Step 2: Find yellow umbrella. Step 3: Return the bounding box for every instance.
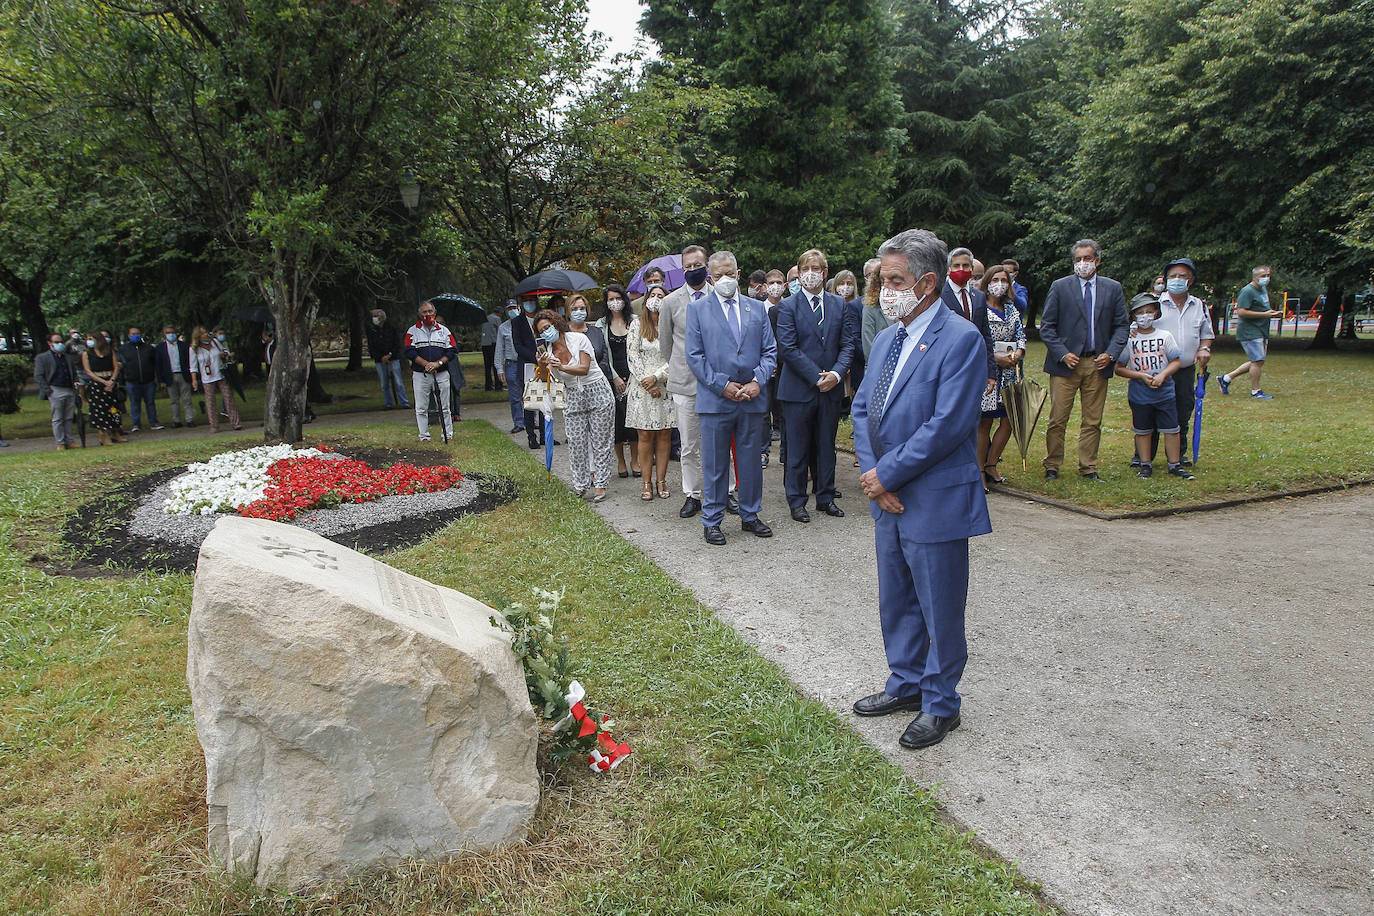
[1002,366,1048,469]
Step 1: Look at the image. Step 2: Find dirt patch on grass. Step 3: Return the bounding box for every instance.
[35,445,516,577]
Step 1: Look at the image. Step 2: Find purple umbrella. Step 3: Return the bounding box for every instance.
[626,254,684,296]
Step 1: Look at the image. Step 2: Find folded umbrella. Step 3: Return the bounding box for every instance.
[1192,369,1208,465]
[1001,366,1048,470]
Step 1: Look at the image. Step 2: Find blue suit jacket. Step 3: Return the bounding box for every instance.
[1039,274,1129,378]
[940,283,998,379]
[686,292,776,415]
[851,306,992,543]
[775,289,858,403]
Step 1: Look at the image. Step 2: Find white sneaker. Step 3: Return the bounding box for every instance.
[130,425,142,432]
[150,424,165,431]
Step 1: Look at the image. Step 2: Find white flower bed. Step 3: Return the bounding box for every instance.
[163,445,327,516]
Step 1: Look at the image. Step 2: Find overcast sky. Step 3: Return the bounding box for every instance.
[586,0,655,64]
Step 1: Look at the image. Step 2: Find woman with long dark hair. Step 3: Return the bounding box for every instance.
[81,331,126,444]
[597,284,637,477]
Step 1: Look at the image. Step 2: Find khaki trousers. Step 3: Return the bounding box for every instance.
[1043,359,1109,474]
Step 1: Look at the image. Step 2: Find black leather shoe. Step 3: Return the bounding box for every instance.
[852,691,922,717]
[817,502,844,517]
[726,493,740,514]
[528,439,540,450]
[703,525,726,546]
[1044,469,1059,480]
[510,426,523,434]
[832,488,843,499]
[899,711,961,749]
[741,518,773,538]
[790,507,811,523]
[679,496,702,518]
[1080,472,1104,482]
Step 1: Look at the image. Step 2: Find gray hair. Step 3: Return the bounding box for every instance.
[682,244,707,259]
[1252,264,1270,277]
[1071,238,1101,259]
[877,229,948,285]
[707,250,737,272]
[372,308,387,322]
[948,246,973,267]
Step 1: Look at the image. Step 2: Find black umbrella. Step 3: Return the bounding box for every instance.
[223,362,248,402]
[231,305,274,323]
[429,292,486,327]
[512,269,599,297]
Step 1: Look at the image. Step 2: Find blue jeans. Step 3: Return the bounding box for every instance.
[505,360,525,429]
[375,359,409,407]
[126,380,158,427]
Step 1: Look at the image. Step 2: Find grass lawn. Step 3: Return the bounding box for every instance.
[0,422,1052,915]
[842,339,1374,513]
[1,352,506,441]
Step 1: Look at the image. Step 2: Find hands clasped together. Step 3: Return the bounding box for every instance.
[723,380,762,402]
[860,468,904,515]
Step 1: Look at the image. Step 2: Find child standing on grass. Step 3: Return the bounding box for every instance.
[1116,294,1194,480]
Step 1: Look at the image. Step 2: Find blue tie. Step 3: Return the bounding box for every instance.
[867,325,908,445]
[1083,280,1095,351]
[726,298,740,343]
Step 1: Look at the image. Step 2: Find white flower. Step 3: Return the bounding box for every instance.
[163,445,330,515]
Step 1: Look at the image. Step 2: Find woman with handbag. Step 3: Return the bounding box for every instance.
[625,287,676,500]
[533,309,616,502]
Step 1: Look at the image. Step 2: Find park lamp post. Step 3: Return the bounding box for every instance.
[399,170,423,307]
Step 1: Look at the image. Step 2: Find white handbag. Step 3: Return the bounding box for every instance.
[522,376,567,411]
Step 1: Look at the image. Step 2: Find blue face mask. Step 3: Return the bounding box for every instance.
[540,326,560,344]
[166,333,178,343]
[129,333,142,344]
[1166,277,1189,295]
[788,279,801,295]
[53,342,66,353]
[217,334,227,343]
[522,302,536,313]
[507,308,519,319]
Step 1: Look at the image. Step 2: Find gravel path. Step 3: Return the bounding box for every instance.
[472,400,1373,916]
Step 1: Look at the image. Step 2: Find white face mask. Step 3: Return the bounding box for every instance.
[646,296,663,313]
[879,285,923,322]
[799,269,824,292]
[1135,313,1156,330]
[570,309,587,323]
[713,275,739,299]
[1152,283,1166,294]
[371,316,381,326]
[988,281,1009,298]
[766,282,784,299]
[608,300,623,312]
[836,284,855,298]
[1073,260,1097,280]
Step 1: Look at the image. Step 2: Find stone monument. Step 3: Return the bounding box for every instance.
[187,516,538,890]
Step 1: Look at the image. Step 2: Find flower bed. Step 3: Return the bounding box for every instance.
[164,445,327,515]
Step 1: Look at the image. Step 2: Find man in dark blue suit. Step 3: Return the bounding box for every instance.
[776,248,859,522]
[686,250,777,546]
[1038,238,1129,480]
[939,246,999,391]
[511,298,542,449]
[851,229,992,750]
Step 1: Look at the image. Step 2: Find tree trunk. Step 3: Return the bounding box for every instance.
[345,294,364,371]
[15,275,49,355]
[1338,291,1359,339]
[260,253,318,443]
[1308,279,1343,349]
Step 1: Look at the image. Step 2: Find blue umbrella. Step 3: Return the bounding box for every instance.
[1192,370,1208,464]
[626,254,684,296]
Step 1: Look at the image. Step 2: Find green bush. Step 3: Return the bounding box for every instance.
[0,354,32,415]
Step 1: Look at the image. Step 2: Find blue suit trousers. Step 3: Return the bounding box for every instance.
[700,409,765,527]
[874,514,970,717]
[780,397,840,509]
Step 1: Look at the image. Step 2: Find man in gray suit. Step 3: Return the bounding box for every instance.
[34,332,82,450]
[659,244,712,518]
[1039,238,1129,480]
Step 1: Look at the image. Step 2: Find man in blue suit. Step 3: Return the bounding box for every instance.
[776,248,859,522]
[851,229,992,750]
[1039,238,1129,480]
[939,246,999,389]
[686,250,777,546]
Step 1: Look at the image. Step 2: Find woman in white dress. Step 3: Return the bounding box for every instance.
[625,288,676,500]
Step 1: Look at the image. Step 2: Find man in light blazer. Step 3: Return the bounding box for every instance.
[851,229,991,750]
[659,244,712,518]
[776,247,859,522]
[685,250,777,546]
[1039,238,1129,480]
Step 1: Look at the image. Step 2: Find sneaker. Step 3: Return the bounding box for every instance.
[1179,457,1193,468]
[419,436,431,442]
[130,425,142,432]
[1167,464,1195,480]
[1250,390,1273,399]
[1129,456,1141,468]
[1217,375,1230,394]
[1137,463,1153,478]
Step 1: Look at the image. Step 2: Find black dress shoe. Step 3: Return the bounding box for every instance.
[618,470,630,478]
[679,496,702,518]
[703,525,726,546]
[1044,469,1058,480]
[832,488,842,499]
[1080,472,1104,482]
[528,439,540,449]
[852,691,922,717]
[741,518,773,537]
[817,502,844,517]
[899,711,961,749]
[790,507,811,523]
[725,493,740,514]
[510,426,523,434]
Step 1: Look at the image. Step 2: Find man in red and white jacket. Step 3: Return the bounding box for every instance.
[403,300,458,442]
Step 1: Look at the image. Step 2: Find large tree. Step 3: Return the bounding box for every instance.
[641,0,902,270]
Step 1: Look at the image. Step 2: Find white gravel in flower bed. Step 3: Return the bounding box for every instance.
[129,473,481,547]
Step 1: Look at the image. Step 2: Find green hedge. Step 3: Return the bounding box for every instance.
[0,354,33,415]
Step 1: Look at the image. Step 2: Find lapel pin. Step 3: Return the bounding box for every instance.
[919,343,928,351]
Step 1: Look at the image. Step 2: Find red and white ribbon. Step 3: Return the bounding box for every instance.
[554,680,632,773]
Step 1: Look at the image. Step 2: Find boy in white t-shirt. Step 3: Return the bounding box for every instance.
[1115,294,1193,480]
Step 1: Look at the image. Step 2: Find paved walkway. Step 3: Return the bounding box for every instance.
[479,402,1372,916]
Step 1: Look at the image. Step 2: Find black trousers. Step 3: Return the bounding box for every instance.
[1141,364,1197,462]
[781,396,841,508]
[482,345,499,388]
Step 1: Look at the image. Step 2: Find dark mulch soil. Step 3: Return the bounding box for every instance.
[38,445,516,577]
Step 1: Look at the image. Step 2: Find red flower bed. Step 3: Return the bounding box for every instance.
[238,457,464,522]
